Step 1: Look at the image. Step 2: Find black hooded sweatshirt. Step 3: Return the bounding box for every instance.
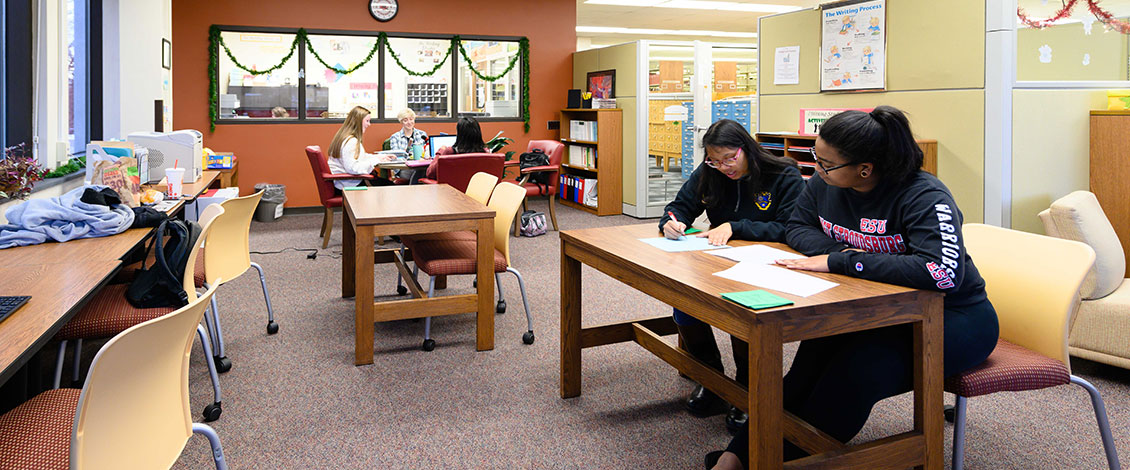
[659,164,805,242]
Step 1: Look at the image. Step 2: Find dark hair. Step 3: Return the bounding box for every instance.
[453,117,485,154]
[818,105,923,184]
[696,119,798,208]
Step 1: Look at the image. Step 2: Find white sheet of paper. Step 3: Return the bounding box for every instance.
[774,46,800,85]
[707,245,805,264]
[714,263,838,297]
[639,236,729,253]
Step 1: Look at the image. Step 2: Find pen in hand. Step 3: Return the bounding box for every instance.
[666,211,686,240]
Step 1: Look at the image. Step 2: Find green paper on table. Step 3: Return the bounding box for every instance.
[684,228,702,235]
[721,290,794,310]
[343,186,368,191]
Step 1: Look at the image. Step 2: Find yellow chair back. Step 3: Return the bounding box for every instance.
[465,172,499,205]
[962,223,1095,371]
[204,191,264,286]
[71,282,221,469]
[486,182,526,266]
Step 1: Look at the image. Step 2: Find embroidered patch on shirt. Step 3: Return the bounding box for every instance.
[755,191,772,210]
[855,262,864,272]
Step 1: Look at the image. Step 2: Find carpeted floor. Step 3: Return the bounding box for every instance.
[165,198,1129,469]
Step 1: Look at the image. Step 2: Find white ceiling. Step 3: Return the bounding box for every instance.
[576,0,823,49]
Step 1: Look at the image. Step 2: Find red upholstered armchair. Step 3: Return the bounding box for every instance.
[304,145,376,248]
[514,140,565,236]
[417,153,504,192]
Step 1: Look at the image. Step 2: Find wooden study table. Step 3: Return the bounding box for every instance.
[559,224,944,470]
[341,184,496,365]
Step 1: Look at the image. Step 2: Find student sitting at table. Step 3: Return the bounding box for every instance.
[327,106,395,190]
[705,106,999,470]
[420,116,488,183]
[658,119,805,435]
[389,108,429,181]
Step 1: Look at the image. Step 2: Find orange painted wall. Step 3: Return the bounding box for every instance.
[171,0,575,207]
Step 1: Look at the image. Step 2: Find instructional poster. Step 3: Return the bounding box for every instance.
[820,0,885,91]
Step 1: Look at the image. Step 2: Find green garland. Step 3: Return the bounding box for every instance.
[208,27,530,133]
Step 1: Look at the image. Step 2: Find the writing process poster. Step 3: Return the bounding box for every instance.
[821,0,885,91]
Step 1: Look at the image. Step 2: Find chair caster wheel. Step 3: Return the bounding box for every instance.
[396,285,407,295]
[496,299,506,314]
[422,339,436,351]
[203,403,222,422]
[213,356,232,373]
[944,404,955,423]
[267,321,279,335]
[522,331,535,344]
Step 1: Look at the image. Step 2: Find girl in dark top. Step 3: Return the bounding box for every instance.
[421,117,488,182]
[659,119,805,434]
[705,106,998,469]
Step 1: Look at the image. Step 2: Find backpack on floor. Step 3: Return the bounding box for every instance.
[126,218,202,308]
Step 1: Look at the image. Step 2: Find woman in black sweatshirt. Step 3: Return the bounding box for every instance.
[706,106,998,470]
[659,119,804,434]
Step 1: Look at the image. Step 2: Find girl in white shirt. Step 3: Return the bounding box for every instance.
[327,106,394,190]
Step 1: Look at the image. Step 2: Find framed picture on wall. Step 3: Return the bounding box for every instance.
[586,70,615,99]
[162,39,172,70]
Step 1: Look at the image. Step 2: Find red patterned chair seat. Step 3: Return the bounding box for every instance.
[193,254,206,287]
[405,238,507,276]
[55,285,174,340]
[0,388,81,470]
[944,339,1070,398]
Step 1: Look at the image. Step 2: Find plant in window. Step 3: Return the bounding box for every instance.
[486,132,518,180]
[43,156,87,179]
[0,143,45,200]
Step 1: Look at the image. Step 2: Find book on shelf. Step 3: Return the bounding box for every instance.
[558,174,598,208]
[567,120,599,141]
[567,145,597,168]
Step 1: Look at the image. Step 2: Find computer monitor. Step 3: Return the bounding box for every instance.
[429,134,458,158]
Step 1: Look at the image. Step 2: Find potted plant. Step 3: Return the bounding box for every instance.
[0,143,45,200]
[486,132,519,181]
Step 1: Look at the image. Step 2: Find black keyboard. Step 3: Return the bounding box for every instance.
[0,296,30,323]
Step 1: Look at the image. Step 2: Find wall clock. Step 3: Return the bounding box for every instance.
[369,0,398,22]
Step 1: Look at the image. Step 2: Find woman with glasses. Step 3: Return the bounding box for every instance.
[705,106,997,470]
[659,119,804,435]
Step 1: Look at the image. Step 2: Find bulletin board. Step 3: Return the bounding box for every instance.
[820,0,886,91]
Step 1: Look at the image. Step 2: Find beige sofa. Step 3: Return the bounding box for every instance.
[1039,190,1130,369]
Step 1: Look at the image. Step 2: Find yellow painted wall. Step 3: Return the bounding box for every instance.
[1017,24,1128,81]
[758,0,986,221]
[574,42,639,206]
[1011,89,1107,233]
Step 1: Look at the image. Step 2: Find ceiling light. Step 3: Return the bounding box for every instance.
[576,26,757,38]
[585,0,802,13]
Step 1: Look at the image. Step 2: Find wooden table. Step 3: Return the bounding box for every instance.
[559,224,944,470]
[341,184,496,365]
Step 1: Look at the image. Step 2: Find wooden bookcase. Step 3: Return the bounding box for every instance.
[559,108,622,216]
[754,132,937,180]
[1090,110,1130,277]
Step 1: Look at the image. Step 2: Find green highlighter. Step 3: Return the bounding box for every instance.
[721,290,794,310]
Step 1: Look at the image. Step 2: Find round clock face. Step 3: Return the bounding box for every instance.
[369,0,398,22]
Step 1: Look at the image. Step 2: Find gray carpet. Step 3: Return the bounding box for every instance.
[168,198,1130,469]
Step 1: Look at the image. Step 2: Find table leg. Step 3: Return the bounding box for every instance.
[748,322,783,470]
[475,218,494,351]
[354,225,375,366]
[560,243,582,398]
[341,209,355,298]
[914,294,945,470]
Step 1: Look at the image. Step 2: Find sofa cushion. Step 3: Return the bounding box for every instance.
[1069,279,1130,364]
[1041,191,1125,299]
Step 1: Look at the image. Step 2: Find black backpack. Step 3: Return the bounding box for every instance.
[126,219,202,308]
[519,148,552,191]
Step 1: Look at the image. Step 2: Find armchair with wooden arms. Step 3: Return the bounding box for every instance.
[304,145,377,249]
[416,153,504,192]
[514,140,564,237]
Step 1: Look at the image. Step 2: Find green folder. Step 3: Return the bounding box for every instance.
[721,290,794,310]
[684,227,703,235]
[343,186,368,191]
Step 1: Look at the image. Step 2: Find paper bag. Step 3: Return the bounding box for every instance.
[92,156,142,207]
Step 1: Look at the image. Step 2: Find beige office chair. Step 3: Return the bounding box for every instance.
[54,204,227,421]
[0,284,229,470]
[404,182,534,350]
[947,224,1119,470]
[194,191,278,374]
[1038,190,1130,370]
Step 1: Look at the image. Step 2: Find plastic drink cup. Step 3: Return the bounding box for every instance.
[165,167,185,199]
[410,144,424,160]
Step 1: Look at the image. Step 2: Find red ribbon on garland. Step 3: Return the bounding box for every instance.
[1018,0,1130,33]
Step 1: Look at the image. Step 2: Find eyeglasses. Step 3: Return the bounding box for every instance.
[809,148,853,173]
[705,148,742,169]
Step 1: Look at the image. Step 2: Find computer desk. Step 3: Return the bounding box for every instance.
[559,223,945,470]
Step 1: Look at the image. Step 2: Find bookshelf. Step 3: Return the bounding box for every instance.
[754,132,937,180]
[559,108,622,216]
[1090,110,1130,276]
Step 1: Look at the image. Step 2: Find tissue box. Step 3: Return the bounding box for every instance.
[207,152,234,170]
[1107,90,1130,110]
[185,187,239,221]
